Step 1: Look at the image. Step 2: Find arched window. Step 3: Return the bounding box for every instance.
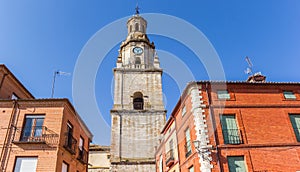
[133,92,143,110]
[142,25,145,32]
[135,23,139,32]
[135,57,141,64]
[130,25,132,32]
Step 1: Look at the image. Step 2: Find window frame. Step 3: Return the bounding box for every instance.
[283,91,297,100]
[21,115,45,142]
[227,156,247,172]
[79,136,84,151]
[182,105,186,116]
[133,92,144,110]
[13,156,38,172]
[220,114,242,144]
[62,161,69,172]
[188,165,194,172]
[217,90,231,100]
[11,92,19,99]
[185,128,192,157]
[135,23,139,31]
[289,114,300,142]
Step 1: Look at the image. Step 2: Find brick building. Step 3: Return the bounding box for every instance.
[156,116,180,172]
[156,76,300,172]
[0,64,93,172]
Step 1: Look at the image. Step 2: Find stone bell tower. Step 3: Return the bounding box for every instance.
[110,9,166,172]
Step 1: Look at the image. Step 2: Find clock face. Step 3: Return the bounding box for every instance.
[133,47,143,55]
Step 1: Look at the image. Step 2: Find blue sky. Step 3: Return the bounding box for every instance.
[1,1,299,145]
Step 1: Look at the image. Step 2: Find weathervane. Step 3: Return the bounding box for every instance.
[135,0,140,15]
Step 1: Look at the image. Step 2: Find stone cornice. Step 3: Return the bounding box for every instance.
[113,68,162,73]
[110,109,166,114]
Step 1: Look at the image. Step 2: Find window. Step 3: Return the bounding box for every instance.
[14,157,38,172]
[185,128,191,157]
[21,115,44,141]
[78,136,88,163]
[67,122,73,143]
[182,105,186,116]
[284,91,296,100]
[135,23,139,31]
[79,136,84,151]
[221,115,242,144]
[228,156,247,172]
[62,162,69,172]
[133,92,144,110]
[129,25,132,32]
[159,155,163,172]
[188,166,194,172]
[166,139,174,163]
[135,57,141,68]
[290,115,300,141]
[135,57,141,65]
[11,93,19,99]
[142,25,145,32]
[169,139,173,151]
[64,122,77,154]
[217,90,230,100]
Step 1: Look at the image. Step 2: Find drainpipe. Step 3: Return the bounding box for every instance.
[205,83,223,172]
[0,100,18,172]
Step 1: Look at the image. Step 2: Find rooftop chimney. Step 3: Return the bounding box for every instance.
[246,72,266,83]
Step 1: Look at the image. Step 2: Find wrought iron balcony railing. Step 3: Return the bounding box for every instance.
[185,141,192,158]
[166,149,175,167]
[63,133,77,154]
[77,148,88,164]
[222,129,243,144]
[13,126,59,145]
[133,102,144,110]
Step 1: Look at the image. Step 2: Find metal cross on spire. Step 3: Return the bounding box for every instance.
[135,4,140,15]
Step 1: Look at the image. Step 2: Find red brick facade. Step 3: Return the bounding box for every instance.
[0,64,34,99]
[156,81,300,172]
[0,65,93,172]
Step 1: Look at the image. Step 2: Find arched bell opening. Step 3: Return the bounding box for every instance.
[133,92,144,110]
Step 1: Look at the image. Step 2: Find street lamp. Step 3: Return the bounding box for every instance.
[193,140,213,161]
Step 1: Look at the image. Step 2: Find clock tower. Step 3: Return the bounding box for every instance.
[110,11,166,171]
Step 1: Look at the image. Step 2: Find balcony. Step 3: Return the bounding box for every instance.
[13,126,59,145]
[63,133,77,154]
[185,141,192,158]
[77,148,88,164]
[165,149,174,167]
[222,129,243,144]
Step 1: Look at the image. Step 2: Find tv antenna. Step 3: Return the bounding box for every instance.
[51,70,71,98]
[244,56,253,75]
